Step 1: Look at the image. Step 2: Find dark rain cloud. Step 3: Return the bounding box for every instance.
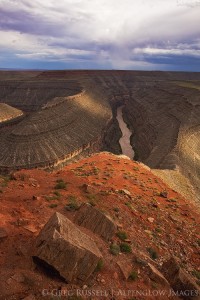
[0,7,71,37]
[0,0,200,70]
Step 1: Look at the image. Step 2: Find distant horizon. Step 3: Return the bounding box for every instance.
[0,67,200,73]
[0,1,200,70]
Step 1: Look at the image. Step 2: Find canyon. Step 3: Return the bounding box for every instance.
[0,70,200,299]
[116,106,134,160]
[0,70,200,204]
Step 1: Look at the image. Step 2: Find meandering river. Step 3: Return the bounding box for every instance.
[116,106,135,159]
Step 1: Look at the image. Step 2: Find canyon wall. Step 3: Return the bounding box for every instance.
[0,70,200,202]
[0,103,23,124]
[0,74,112,171]
[0,77,82,112]
[93,72,200,202]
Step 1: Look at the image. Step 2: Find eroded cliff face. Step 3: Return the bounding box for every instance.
[95,73,200,203]
[124,82,200,202]
[0,103,23,124]
[0,74,112,171]
[0,78,82,112]
[0,70,200,203]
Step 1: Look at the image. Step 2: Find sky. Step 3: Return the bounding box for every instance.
[0,0,200,71]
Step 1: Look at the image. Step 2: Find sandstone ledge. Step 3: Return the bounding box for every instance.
[35,212,102,283]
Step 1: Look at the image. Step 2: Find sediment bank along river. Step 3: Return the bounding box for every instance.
[116,106,135,160]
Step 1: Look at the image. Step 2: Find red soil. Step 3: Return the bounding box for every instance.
[0,152,199,300]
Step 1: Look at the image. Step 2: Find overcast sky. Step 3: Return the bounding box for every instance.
[0,0,200,70]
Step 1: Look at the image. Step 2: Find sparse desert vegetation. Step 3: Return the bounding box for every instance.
[0,152,199,298]
[0,70,200,299]
[0,70,200,205]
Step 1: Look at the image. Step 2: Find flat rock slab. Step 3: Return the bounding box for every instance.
[147,263,170,287]
[117,258,133,280]
[74,203,116,241]
[162,256,200,300]
[35,212,102,283]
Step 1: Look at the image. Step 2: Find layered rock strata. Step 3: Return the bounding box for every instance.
[0,70,200,203]
[92,72,200,202]
[0,78,112,171]
[0,103,23,124]
[74,203,116,241]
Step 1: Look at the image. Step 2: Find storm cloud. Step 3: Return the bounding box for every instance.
[0,0,200,70]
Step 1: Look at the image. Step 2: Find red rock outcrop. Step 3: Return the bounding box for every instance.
[162,257,200,299]
[74,203,116,241]
[35,212,102,283]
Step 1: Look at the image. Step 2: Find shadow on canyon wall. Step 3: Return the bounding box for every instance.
[0,70,200,202]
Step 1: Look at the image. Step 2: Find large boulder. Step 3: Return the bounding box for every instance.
[162,256,200,299]
[147,263,170,287]
[74,203,116,241]
[34,212,102,283]
[117,257,133,280]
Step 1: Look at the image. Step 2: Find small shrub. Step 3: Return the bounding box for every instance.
[151,282,158,289]
[86,194,94,200]
[159,191,168,198]
[54,179,67,189]
[155,227,162,233]
[45,195,59,201]
[169,198,177,202]
[54,190,61,197]
[95,259,104,272]
[134,257,147,266]
[65,202,79,211]
[68,195,77,202]
[113,207,120,213]
[118,190,124,194]
[147,247,158,260]
[120,242,132,253]
[133,166,139,171]
[86,194,97,202]
[49,203,58,208]
[192,270,200,280]
[5,175,11,181]
[65,195,79,211]
[0,175,10,188]
[116,231,128,241]
[125,202,132,209]
[110,243,120,256]
[128,271,138,281]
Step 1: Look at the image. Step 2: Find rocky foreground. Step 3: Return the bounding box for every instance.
[0,152,200,300]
